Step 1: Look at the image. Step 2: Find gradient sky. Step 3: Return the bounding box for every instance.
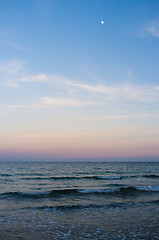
[0,0,159,161]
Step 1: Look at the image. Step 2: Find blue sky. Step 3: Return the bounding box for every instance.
[0,0,159,160]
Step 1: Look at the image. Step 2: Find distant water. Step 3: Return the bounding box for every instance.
[0,162,159,239]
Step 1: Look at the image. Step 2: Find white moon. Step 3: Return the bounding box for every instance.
[101,20,104,24]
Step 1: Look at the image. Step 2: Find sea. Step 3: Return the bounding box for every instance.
[0,161,159,240]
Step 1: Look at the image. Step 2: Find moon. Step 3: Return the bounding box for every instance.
[101,20,104,24]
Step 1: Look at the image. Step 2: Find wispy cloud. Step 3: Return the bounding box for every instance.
[21,73,70,84]
[3,97,96,109]
[21,74,49,83]
[144,21,159,37]
[21,132,95,139]
[40,97,96,107]
[0,59,70,87]
[1,58,159,104]
[0,59,24,87]
[0,59,24,75]
[153,86,159,90]
[71,82,159,102]
[22,134,71,139]
[75,113,151,121]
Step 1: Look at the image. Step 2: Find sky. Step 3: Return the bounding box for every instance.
[0,0,159,161]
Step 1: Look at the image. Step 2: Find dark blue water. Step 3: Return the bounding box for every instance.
[0,162,159,239]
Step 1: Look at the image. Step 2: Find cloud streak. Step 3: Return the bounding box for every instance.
[22,134,71,139]
[21,74,48,83]
[3,97,96,109]
[71,82,159,102]
[145,21,159,37]
[75,113,151,121]
[0,59,24,87]
[40,97,96,107]
[1,59,159,104]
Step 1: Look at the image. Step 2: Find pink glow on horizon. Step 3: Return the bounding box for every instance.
[0,140,159,160]
[1,127,159,160]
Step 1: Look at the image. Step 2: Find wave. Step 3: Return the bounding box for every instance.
[0,189,81,199]
[143,174,159,179]
[1,186,159,200]
[80,186,159,195]
[37,203,101,210]
[2,174,158,181]
[22,176,83,180]
[21,175,123,181]
[0,174,12,177]
[136,186,159,192]
[26,199,159,211]
[19,174,159,181]
[0,191,44,199]
[151,199,159,204]
[94,176,122,180]
[36,202,124,211]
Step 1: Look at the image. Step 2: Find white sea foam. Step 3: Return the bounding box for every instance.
[78,188,115,193]
[137,186,159,192]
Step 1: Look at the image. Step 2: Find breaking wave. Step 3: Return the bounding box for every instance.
[1,186,159,200]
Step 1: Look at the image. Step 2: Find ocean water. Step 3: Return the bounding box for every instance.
[0,161,159,239]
